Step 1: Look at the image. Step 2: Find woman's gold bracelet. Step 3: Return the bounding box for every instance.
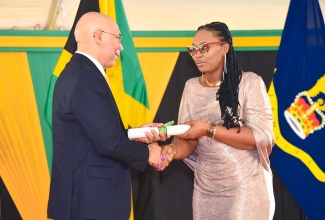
[169,143,177,159]
[207,123,217,138]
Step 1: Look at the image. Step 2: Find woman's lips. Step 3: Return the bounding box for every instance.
[196,61,204,67]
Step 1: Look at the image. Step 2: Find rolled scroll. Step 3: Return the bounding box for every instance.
[128,125,190,139]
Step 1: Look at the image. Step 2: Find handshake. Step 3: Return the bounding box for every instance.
[133,119,209,171]
[147,142,177,171]
[132,121,185,171]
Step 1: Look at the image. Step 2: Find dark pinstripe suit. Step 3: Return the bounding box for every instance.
[48,53,149,220]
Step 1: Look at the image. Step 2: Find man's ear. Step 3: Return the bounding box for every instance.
[93,29,103,43]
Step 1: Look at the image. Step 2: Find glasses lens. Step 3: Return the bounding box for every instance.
[199,43,209,56]
[119,36,123,42]
[187,46,198,56]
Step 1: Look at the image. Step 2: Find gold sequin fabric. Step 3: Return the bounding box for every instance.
[179,72,275,220]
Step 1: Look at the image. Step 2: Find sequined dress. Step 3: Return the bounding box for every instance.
[179,72,275,220]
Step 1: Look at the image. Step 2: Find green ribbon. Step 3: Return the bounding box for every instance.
[158,120,174,135]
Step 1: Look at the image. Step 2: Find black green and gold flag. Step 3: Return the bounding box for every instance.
[44,1,153,219]
[44,0,151,129]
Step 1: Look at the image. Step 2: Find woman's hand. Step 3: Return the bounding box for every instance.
[148,143,175,171]
[161,144,176,163]
[176,120,209,140]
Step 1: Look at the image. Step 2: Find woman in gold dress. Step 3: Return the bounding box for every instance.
[162,22,275,220]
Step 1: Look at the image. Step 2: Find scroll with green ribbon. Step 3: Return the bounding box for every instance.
[158,120,175,135]
[128,120,190,139]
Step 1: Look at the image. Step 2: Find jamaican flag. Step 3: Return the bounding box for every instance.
[44,0,150,128]
[44,1,151,219]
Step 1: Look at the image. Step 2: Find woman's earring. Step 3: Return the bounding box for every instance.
[223,54,227,81]
[224,54,227,74]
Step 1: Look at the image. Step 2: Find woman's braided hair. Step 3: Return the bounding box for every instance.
[197,22,243,131]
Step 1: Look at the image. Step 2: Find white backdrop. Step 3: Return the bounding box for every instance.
[0,0,324,31]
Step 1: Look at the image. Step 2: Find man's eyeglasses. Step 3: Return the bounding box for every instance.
[186,42,225,57]
[101,30,123,43]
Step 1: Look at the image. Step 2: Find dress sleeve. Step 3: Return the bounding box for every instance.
[241,74,274,173]
[178,81,191,124]
[178,80,198,171]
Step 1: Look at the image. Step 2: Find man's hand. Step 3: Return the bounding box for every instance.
[134,122,170,144]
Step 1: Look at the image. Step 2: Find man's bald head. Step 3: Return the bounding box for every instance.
[74,12,123,69]
[75,12,115,44]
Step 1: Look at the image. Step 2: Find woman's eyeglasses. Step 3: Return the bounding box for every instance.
[186,42,224,57]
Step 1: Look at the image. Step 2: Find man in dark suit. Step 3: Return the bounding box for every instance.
[47,12,168,220]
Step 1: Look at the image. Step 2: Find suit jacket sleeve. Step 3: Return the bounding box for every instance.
[71,68,149,171]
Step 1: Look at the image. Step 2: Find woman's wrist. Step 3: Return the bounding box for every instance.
[207,123,217,139]
[169,143,177,159]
